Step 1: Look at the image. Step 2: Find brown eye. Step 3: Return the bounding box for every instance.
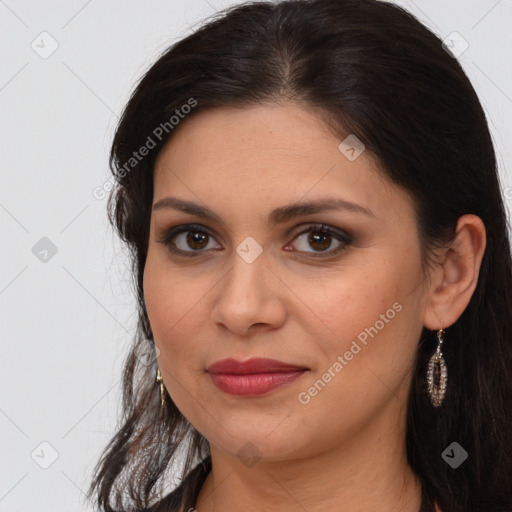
[308,230,333,252]
[156,224,221,257]
[182,231,209,251]
[286,224,352,257]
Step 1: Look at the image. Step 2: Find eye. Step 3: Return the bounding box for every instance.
[156,223,352,258]
[156,223,221,258]
[285,223,352,258]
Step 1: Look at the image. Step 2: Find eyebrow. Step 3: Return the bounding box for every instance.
[152,196,375,225]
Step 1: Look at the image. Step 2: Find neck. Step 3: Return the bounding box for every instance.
[194,404,423,512]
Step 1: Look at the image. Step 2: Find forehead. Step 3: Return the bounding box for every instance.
[152,103,412,224]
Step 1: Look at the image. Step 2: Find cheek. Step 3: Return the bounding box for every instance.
[314,265,397,337]
[143,267,206,422]
[144,252,197,333]
[293,288,419,445]
[312,259,420,382]
[142,257,212,380]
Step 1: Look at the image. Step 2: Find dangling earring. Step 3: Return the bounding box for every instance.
[156,367,166,408]
[427,328,448,407]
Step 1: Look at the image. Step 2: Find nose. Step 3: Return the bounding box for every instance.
[210,248,287,337]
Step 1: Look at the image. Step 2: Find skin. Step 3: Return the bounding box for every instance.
[143,101,486,512]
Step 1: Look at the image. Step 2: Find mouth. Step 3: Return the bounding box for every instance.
[206,358,309,397]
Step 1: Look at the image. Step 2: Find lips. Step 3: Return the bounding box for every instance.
[207,357,308,374]
[206,358,308,396]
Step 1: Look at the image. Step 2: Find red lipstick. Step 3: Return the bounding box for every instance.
[206,358,308,396]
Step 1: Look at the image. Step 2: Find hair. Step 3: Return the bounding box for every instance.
[86,0,512,511]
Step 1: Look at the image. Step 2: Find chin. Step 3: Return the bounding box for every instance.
[196,415,313,463]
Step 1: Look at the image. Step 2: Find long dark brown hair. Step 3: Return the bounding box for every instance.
[86,1,512,511]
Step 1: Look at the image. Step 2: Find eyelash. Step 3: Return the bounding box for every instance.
[155,223,353,259]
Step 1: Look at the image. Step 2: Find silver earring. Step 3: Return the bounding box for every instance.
[156,367,166,408]
[427,328,448,407]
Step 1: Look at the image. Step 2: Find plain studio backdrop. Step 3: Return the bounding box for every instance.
[0,1,511,510]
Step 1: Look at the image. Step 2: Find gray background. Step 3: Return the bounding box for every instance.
[1,1,511,510]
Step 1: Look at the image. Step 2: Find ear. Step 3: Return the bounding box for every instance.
[423,214,487,330]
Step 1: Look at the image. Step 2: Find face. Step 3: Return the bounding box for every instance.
[143,101,430,462]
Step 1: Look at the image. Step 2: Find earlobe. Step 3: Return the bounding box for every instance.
[422,214,486,330]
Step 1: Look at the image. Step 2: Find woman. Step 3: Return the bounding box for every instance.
[87,0,512,511]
